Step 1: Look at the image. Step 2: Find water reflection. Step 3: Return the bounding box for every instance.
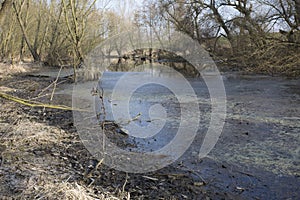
[107,59,200,78]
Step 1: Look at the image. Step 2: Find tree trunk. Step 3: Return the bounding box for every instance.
[0,0,11,24]
[294,0,300,27]
[12,1,40,62]
[208,0,235,53]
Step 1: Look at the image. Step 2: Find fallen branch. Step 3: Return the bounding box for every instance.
[0,92,87,112]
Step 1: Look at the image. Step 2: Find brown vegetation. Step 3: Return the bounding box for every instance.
[0,0,299,76]
[137,0,300,76]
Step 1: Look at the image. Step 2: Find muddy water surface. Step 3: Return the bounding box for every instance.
[99,68,300,199]
[33,65,300,199]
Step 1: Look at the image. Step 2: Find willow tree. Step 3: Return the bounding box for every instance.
[62,0,97,79]
[12,0,41,62]
[0,0,15,61]
[0,0,10,23]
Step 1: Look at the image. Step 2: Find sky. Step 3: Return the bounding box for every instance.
[43,0,142,16]
[96,0,143,17]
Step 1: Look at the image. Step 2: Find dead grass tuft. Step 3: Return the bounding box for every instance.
[19,180,120,200]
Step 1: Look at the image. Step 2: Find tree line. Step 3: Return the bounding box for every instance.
[0,0,128,67]
[0,0,299,76]
[134,0,299,75]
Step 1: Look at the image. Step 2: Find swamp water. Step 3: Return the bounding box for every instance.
[33,62,300,198]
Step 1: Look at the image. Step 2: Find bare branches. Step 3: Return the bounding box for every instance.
[0,0,110,67]
[12,0,41,62]
[153,0,300,75]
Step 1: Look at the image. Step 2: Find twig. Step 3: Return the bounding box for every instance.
[122,173,128,193]
[33,80,68,101]
[95,158,104,171]
[30,93,51,101]
[37,82,54,97]
[142,175,158,181]
[119,112,142,126]
[50,65,63,101]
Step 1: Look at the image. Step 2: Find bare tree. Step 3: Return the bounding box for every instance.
[260,0,300,42]
[62,0,98,76]
[12,0,41,62]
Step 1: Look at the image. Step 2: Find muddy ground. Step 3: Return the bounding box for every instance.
[0,63,299,199]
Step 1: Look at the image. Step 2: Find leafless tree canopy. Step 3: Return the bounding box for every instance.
[0,0,299,76]
[140,0,299,75]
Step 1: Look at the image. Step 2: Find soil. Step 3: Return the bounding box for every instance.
[0,63,299,199]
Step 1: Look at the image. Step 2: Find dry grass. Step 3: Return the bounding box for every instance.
[242,41,300,76]
[0,113,121,199]
[0,65,121,199]
[19,181,119,200]
[0,63,40,79]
